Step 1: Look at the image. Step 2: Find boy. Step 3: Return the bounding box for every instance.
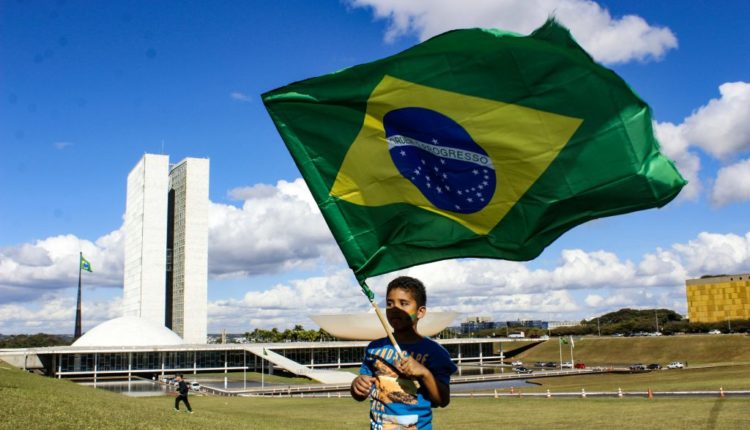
[351,276,457,430]
[173,374,193,413]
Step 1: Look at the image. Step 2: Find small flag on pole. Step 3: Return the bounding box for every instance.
[80,255,92,272]
[560,337,568,345]
[569,335,575,348]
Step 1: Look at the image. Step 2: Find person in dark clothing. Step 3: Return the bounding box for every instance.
[174,374,193,413]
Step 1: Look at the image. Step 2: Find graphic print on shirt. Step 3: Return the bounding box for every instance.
[373,358,418,405]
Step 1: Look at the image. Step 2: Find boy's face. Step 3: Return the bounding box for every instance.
[386,287,426,332]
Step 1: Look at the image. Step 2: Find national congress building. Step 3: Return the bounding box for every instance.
[123,154,209,343]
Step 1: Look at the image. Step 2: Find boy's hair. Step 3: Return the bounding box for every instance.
[387,276,427,308]
[176,373,183,378]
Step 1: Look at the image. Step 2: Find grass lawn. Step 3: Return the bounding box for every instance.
[515,334,750,366]
[2,362,749,429]
[526,364,750,393]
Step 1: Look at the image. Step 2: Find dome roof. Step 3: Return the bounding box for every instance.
[72,316,185,347]
[310,311,458,341]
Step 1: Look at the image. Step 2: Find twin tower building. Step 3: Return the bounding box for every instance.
[123,154,209,343]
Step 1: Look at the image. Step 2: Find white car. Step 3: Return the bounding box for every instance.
[511,361,523,366]
[708,329,721,335]
[561,362,573,368]
[667,361,684,369]
[190,381,201,391]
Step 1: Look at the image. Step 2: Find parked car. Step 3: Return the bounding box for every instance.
[545,362,558,368]
[190,381,201,391]
[511,360,523,366]
[561,362,573,368]
[533,361,546,368]
[647,363,662,370]
[708,329,721,335]
[513,366,533,374]
[629,363,647,371]
[574,362,586,369]
[667,361,684,369]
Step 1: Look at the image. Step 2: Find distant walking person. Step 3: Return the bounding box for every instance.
[174,374,193,413]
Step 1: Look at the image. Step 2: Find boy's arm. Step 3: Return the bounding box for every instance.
[395,357,451,407]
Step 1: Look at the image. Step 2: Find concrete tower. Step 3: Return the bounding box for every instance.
[166,157,209,343]
[123,154,209,343]
[123,154,169,326]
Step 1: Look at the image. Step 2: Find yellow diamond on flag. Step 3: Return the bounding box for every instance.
[330,75,583,235]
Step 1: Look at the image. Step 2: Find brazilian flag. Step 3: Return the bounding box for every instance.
[80,255,92,272]
[262,19,685,282]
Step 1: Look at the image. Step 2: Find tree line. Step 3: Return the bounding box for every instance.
[467,308,750,338]
[240,325,333,343]
[0,333,71,348]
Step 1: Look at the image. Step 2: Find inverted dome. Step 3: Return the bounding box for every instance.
[310,311,458,341]
[72,316,184,347]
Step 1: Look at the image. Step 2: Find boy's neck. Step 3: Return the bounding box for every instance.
[393,326,422,343]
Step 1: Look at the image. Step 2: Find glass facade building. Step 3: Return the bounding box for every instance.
[8,338,515,381]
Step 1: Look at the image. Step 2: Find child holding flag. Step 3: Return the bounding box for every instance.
[350,276,457,429]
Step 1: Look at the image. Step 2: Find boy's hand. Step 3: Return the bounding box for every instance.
[351,375,375,399]
[395,355,429,379]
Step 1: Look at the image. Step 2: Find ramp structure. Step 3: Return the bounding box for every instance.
[244,346,356,385]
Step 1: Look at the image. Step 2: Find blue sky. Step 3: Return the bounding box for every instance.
[1,0,749,335]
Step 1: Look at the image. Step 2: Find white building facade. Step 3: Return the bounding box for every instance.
[123,154,209,344]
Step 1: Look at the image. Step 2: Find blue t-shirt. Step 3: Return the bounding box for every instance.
[359,337,457,430]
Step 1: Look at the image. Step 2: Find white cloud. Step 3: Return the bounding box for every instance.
[711,158,750,206]
[0,292,121,334]
[210,178,340,277]
[671,232,750,275]
[546,250,636,289]
[349,0,677,64]
[637,248,687,287]
[584,286,685,320]
[207,270,367,332]
[683,82,750,159]
[3,174,750,332]
[0,233,123,302]
[230,91,252,102]
[652,82,750,203]
[653,121,701,201]
[584,294,604,307]
[0,179,339,305]
[53,141,73,150]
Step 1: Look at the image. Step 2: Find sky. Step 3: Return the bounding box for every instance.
[1,0,749,335]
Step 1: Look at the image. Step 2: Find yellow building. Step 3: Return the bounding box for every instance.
[686,273,750,322]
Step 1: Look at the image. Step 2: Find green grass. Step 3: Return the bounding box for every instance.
[2,361,749,429]
[515,334,750,366]
[509,365,750,393]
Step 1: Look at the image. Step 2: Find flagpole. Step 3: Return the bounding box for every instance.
[74,252,83,340]
[360,280,403,356]
[569,336,575,366]
[558,336,563,368]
